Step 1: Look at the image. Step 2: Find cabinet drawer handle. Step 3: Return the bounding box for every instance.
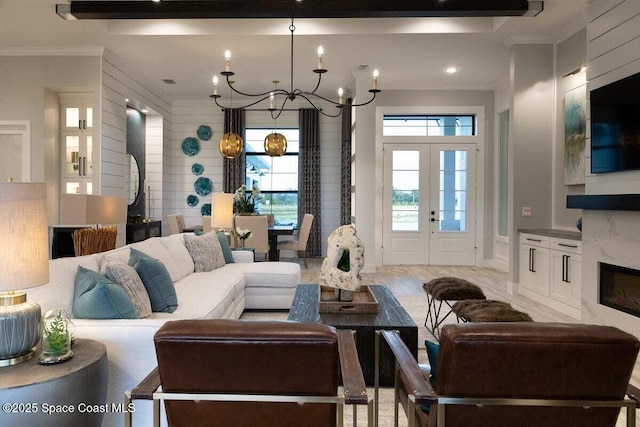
[526,238,542,242]
[558,243,578,249]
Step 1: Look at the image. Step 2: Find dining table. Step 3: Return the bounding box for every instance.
[267,225,295,261]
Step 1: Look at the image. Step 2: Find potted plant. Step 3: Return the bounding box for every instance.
[234,184,261,214]
[39,309,73,364]
[232,227,252,248]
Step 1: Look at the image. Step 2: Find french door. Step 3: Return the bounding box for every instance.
[382,143,477,265]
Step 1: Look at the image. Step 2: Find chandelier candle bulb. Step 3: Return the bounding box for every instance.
[317,46,324,70]
[338,87,344,104]
[269,92,275,110]
[224,50,231,72]
[212,75,219,96]
[373,69,379,90]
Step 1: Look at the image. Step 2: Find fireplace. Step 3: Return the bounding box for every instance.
[599,262,640,318]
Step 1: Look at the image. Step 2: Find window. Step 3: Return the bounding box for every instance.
[382,115,475,137]
[245,128,299,227]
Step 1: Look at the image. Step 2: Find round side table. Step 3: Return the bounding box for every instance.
[0,338,107,427]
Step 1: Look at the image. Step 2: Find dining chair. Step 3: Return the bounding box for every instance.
[166,214,185,235]
[234,215,269,261]
[277,213,314,268]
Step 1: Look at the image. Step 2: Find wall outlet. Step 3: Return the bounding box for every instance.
[522,207,532,217]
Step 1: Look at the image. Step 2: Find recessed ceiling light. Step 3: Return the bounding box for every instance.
[125,98,129,102]
[445,66,459,74]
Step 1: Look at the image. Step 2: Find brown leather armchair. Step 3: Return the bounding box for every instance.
[125,319,372,427]
[379,322,640,427]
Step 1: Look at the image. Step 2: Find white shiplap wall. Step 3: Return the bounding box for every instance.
[100,50,174,244]
[171,98,342,255]
[145,115,164,222]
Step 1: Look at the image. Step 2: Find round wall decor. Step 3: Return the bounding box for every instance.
[194,177,212,196]
[197,125,212,141]
[181,137,200,156]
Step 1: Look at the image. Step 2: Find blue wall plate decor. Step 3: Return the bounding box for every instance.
[197,125,212,141]
[201,203,211,216]
[191,163,204,175]
[181,137,200,156]
[194,177,212,196]
[186,194,199,207]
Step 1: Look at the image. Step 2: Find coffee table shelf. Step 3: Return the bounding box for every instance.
[288,284,418,386]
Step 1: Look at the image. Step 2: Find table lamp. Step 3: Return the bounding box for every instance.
[212,192,234,232]
[0,183,49,366]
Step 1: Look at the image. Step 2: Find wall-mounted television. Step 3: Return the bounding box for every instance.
[590,71,640,174]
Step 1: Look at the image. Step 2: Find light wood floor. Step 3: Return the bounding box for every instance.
[246,257,640,426]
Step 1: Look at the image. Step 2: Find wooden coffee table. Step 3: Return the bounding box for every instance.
[288,284,418,386]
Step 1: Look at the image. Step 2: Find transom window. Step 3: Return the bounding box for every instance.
[245,128,299,227]
[383,115,475,137]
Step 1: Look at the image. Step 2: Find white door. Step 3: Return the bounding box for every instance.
[382,143,476,265]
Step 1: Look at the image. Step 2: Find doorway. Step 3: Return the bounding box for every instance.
[382,143,477,265]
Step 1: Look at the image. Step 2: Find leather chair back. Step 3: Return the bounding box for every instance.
[435,322,639,427]
[154,319,340,427]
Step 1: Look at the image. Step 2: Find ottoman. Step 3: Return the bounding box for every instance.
[423,277,486,338]
[452,299,533,322]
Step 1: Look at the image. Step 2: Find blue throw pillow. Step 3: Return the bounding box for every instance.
[73,266,140,319]
[129,248,178,313]
[216,231,234,264]
[421,340,440,414]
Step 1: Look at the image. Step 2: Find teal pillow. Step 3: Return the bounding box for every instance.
[216,232,234,264]
[129,248,178,313]
[73,266,139,319]
[421,340,440,414]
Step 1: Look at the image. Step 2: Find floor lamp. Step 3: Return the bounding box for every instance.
[0,183,49,366]
[60,194,127,256]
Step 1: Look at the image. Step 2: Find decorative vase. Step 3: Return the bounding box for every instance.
[238,239,245,249]
[39,309,73,364]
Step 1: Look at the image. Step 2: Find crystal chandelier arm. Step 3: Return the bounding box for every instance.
[296,93,342,118]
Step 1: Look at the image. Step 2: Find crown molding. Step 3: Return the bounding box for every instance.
[0,47,105,56]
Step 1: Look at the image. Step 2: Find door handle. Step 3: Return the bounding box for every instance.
[430,218,439,222]
[430,211,436,215]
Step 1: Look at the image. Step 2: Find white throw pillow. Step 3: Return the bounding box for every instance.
[104,261,152,318]
[183,232,226,272]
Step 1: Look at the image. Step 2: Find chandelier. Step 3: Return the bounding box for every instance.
[210,18,380,120]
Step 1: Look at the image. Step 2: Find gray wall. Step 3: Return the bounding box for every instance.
[509,44,555,281]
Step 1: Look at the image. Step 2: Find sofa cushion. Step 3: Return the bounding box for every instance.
[129,249,178,313]
[158,233,195,280]
[104,261,152,318]
[183,232,226,272]
[129,238,182,282]
[225,262,300,289]
[151,267,245,320]
[217,232,234,264]
[72,266,140,319]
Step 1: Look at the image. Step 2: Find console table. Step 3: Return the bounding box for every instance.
[0,339,108,427]
[288,284,418,386]
[126,220,161,244]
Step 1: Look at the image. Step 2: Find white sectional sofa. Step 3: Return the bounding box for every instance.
[23,233,301,427]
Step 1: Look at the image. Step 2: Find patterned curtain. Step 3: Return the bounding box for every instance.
[298,108,322,257]
[223,108,246,193]
[340,101,352,225]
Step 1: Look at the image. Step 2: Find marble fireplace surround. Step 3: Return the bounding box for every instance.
[581,210,640,339]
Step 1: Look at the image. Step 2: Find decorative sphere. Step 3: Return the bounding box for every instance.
[219,132,244,159]
[264,132,287,157]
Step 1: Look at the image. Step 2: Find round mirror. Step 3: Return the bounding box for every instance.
[127,153,140,205]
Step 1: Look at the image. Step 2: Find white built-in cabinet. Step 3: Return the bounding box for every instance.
[59,93,94,195]
[519,232,582,320]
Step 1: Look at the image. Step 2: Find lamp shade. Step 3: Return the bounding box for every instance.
[60,194,127,225]
[0,183,49,290]
[211,193,234,230]
[219,132,244,159]
[264,132,287,156]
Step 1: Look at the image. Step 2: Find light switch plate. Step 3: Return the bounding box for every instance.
[522,207,532,217]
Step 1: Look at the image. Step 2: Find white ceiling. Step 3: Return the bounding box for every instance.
[0,0,588,102]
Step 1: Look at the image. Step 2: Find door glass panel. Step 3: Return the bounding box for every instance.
[66,182,79,194]
[65,108,80,128]
[86,108,93,128]
[392,151,419,231]
[86,182,93,195]
[438,150,467,232]
[86,136,93,177]
[65,135,80,174]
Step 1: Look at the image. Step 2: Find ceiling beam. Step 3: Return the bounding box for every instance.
[56,0,542,21]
